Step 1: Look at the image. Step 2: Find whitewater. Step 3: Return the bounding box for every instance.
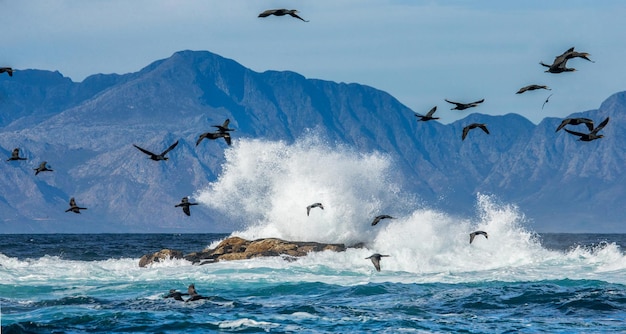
[2,134,626,333]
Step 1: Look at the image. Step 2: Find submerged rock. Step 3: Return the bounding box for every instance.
[138,236,346,267]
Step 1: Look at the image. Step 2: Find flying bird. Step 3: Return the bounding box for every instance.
[516,85,551,94]
[133,140,179,161]
[258,9,309,22]
[7,148,27,161]
[469,231,488,244]
[196,131,232,146]
[542,94,553,110]
[371,214,395,226]
[365,253,390,272]
[0,67,13,77]
[212,118,235,133]
[175,197,199,216]
[306,202,324,216]
[555,117,594,132]
[34,161,53,175]
[564,117,609,142]
[445,99,485,110]
[462,123,490,140]
[415,106,439,122]
[65,197,87,214]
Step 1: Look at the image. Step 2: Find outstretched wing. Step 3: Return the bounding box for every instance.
[258,9,276,17]
[563,128,586,137]
[161,140,179,156]
[289,12,309,22]
[591,117,610,134]
[425,106,437,117]
[462,126,470,140]
[478,124,490,134]
[471,99,485,105]
[133,144,157,157]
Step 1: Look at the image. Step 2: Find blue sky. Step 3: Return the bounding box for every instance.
[2,1,625,124]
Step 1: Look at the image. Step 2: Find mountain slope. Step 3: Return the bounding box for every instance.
[0,50,624,233]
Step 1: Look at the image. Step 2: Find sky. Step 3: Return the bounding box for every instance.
[2,1,626,124]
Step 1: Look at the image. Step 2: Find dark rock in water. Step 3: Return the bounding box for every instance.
[138,237,346,267]
[139,249,184,267]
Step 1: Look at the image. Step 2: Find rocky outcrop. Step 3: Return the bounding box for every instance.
[138,236,346,267]
[138,249,184,267]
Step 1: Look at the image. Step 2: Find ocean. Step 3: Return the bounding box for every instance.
[2,136,626,333]
[1,232,626,333]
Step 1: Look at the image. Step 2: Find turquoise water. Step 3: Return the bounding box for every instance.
[2,233,626,333]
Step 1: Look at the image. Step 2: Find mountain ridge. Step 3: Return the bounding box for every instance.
[0,50,624,233]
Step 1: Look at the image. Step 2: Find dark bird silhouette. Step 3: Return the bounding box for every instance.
[258,9,309,22]
[540,60,576,73]
[564,117,609,142]
[555,117,594,132]
[175,197,199,216]
[306,202,324,216]
[462,123,489,140]
[371,214,395,226]
[0,67,13,77]
[212,119,235,133]
[365,253,390,272]
[163,289,189,301]
[196,131,232,146]
[7,148,27,161]
[555,47,594,63]
[65,197,87,214]
[186,284,211,302]
[34,161,53,175]
[469,231,488,244]
[445,99,485,110]
[516,85,551,94]
[133,140,178,161]
[542,93,553,110]
[415,106,439,122]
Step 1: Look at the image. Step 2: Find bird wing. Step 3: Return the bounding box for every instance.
[516,86,529,94]
[563,129,586,137]
[471,99,485,105]
[306,206,311,216]
[133,144,157,157]
[591,117,609,134]
[462,126,470,140]
[11,148,20,158]
[289,12,309,22]
[371,217,381,226]
[222,119,230,128]
[258,9,275,17]
[478,124,490,134]
[196,133,209,146]
[582,119,595,132]
[445,99,460,106]
[425,106,437,117]
[223,133,232,146]
[183,206,191,216]
[69,198,76,207]
[370,257,381,271]
[555,119,570,132]
[469,233,476,244]
[161,140,179,156]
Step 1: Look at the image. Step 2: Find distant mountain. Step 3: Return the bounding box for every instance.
[0,50,624,233]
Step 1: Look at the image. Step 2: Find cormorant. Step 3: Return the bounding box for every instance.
[212,119,235,133]
[186,284,211,302]
[0,67,13,77]
[415,106,439,122]
[365,253,390,272]
[65,197,87,214]
[7,148,27,161]
[196,131,231,146]
[371,214,395,226]
[469,231,488,244]
[445,99,485,110]
[516,85,551,94]
[462,123,489,140]
[555,118,594,132]
[306,202,324,216]
[34,161,53,175]
[258,9,309,22]
[133,140,179,161]
[564,117,609,141]
[542,94,553,110]
[175,197,199,216]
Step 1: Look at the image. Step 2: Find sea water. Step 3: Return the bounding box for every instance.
[2,135,626,333]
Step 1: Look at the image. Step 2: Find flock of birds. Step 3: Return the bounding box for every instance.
[414,46,609,142]
[1,9,613,274]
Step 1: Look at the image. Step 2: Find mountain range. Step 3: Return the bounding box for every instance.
[1,50,624,233]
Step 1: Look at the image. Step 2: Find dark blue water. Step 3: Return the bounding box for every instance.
[2,233,626,333]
